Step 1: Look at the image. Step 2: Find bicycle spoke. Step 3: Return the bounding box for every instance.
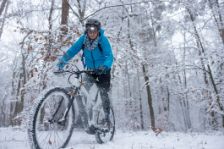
[53,124,64,147]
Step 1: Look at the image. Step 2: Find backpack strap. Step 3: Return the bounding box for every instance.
[81,42,103,53]
[98,43,103,53]
[81,42,86,68]
[81,43,85,50]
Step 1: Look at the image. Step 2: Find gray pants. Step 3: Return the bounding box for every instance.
[76,72,111,127]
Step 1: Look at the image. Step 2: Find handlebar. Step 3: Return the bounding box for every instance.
[54,70,96,77]
[54,70,97,86]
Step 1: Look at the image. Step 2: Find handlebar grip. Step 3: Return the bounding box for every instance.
[53,70,64,74]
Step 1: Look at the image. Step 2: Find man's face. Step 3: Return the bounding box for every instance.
[87,26,98,40]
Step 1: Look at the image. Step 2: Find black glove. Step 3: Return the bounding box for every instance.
[56,61,65,70]
[97,66,110,74]
[53,66,64,74]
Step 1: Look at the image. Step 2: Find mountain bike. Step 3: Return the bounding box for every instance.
[27,69,115,149]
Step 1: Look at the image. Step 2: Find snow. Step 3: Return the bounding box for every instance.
[0,127,223,149]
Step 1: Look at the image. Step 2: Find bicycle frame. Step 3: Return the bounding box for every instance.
[52,70,102,126]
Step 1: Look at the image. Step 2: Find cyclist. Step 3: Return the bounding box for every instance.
[56,18,113,134]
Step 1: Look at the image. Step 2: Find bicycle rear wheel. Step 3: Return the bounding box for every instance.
[28,88,75,149]
[95,107,115,144]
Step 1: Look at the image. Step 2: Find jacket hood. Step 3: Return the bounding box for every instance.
[99,28,105,36]
[98,28,105,42]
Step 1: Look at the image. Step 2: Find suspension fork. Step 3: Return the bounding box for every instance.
[49,97,64,121]
[51,88,79,125]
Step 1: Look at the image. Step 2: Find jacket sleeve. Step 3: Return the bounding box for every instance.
[58,35,85,68]
[101,36,114,69]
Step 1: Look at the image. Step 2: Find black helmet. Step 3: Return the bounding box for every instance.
[85,18,101,30]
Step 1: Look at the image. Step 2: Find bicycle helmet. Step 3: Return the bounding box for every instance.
[85,18,101,30]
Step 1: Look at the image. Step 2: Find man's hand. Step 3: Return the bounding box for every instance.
[57,60,65,69]
[97,66,109,74]
[54,60,65,74]
[53,66,64,75]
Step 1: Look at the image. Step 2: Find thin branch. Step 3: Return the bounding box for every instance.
[19,30,33,49]
[0,0,9,39]
[0,7,61,22]
[66,0,151,21]
[66,0,79,18]
[83,1,151,20]
[185,64,210,73]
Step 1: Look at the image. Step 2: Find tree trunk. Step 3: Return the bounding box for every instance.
[12,52,27,125]
[11,31,32,126]
[61,0,69,36]
[0,97,6,126]
[220,29,224,44]
[177,72,191,130]
[142,64,155,128]
[137,68,144,129]
[208,0,224,45]
[0,0,9,39]
[183,32,192,129]
[125,61,132,97]
[0,0,7,16]
[126,16,133,98]
[207,64,224,127]
[76,0,86,25]
[48,0,55,49]
[166,86,170,111]
[150,13,157,47]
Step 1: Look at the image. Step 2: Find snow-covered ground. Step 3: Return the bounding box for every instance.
[0,127,223,149]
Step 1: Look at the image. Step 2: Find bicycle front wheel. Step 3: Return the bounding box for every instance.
[28,88,75,149]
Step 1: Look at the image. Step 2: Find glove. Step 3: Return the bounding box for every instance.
[97,65,110,75]
[54,61,65,74]
[57,60,65,70]
[53,66,63,75]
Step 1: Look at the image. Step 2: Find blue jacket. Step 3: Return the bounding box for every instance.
[58,29,113,70]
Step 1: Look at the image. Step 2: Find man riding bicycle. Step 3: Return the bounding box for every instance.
[56,18,114,134]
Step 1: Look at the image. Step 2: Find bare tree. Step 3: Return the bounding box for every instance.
[208,0,224,45]
[142,64,155,129]
[74,0,87,25]
[121,0,154,129]
[44,0,56,61]
[0,0,9,39]
[187,7,224,128]
[137,68,144,129]
[11,31,32,125]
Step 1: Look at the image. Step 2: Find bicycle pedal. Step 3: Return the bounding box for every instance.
[96,127,110,134]
[57,119,66,126]
[85,125,97,135]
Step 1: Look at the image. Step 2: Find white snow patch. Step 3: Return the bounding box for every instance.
[0,127,223,149]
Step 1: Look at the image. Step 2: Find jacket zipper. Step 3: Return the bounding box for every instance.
[91,51,96,69]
